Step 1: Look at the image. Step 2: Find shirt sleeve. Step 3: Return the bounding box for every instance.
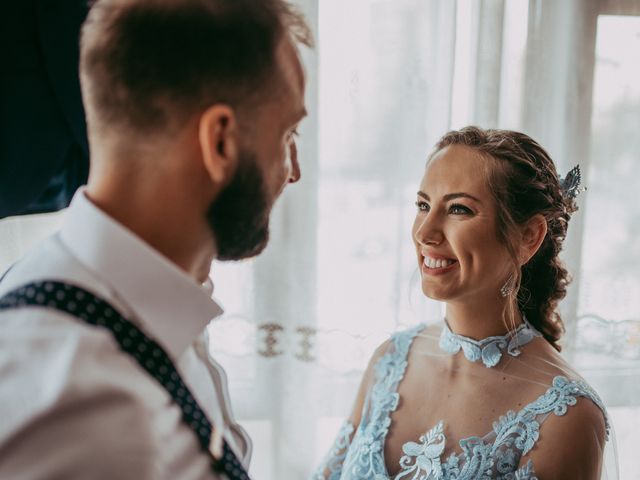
[0,384,227,480]
[0,311,226,480]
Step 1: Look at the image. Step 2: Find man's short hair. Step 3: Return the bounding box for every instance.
[80,0,312,135]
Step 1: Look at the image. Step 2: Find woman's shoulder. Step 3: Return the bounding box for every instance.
[520,375,609,477]
[518,340,610,440]
[360,323,429,374]
[375,322,432,358]
[390,322,428,343]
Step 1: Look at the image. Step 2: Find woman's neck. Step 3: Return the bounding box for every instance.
[445,298,523,340]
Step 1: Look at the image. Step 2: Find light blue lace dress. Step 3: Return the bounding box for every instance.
[312,323,609,480]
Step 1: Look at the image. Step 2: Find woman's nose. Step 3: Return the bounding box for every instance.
[414,214,444,246]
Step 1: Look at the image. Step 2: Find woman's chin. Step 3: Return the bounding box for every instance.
[421,283,454,301]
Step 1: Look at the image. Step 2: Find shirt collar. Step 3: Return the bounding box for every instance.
[60,189,223,359]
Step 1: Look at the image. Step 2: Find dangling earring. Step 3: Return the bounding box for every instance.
[500,273,514,297]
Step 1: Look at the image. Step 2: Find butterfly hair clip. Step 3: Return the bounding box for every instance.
[560,165,585,200]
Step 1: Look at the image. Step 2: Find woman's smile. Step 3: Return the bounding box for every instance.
[420,252,459,276]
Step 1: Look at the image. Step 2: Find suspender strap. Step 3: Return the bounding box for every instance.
[0,280,250,480]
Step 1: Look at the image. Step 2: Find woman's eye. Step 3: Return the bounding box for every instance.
[449,204,472,215]
[415,201,430,212]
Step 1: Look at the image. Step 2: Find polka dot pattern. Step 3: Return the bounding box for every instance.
[0,281,250,479]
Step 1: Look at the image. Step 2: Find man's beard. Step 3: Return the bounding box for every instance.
[206,151,272,261]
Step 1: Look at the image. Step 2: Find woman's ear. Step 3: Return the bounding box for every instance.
[519,214,548,265]
[198,104,239,185]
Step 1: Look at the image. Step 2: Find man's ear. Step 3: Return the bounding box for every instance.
[519,214,548,265]
[198,105,239,185]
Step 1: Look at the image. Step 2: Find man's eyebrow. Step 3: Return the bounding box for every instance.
[416,191,482,204]
[288,107,307,127]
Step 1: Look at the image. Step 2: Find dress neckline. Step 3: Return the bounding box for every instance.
[383,327,606,478]
[438,316,541,368]
[330,325,609,480]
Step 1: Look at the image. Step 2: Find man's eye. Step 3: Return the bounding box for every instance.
[449,204,472,215]
[288,128,300,140]
[415,201,430,212]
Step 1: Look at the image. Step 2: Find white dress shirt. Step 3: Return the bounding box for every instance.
[0,190,251,479]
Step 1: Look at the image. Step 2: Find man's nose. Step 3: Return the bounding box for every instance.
[288,142,301,183]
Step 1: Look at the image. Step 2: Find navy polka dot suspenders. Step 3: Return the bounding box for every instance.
[0,280,251,480]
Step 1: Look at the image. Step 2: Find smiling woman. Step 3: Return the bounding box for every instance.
[312,127,613,480]
[413,144,516,324]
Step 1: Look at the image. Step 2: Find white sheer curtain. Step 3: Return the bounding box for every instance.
[1,0,638,478]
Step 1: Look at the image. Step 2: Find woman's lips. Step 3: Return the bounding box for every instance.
[421,254,459,276]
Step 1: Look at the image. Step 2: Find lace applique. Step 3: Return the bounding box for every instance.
[387,376,608,479]
[512,460,537,480]
[439,318,541,368]
[313,324,609,480]
[396,421,446,479]
[340,324,424,479]
[519,375,611,443]
[312,421,355,480]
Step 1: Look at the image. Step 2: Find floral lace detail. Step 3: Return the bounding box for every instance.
[339,324,424,479]
[380,375,608,479]
[312,421,356,480]
[438,318,541,368]
[312,325,609,479]
[518,375,610,443]
[512,461,536,480]
[396,421,446,479]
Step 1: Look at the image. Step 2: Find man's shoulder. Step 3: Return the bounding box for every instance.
[0,234,170,443]
[0,304,168,414]
[0,232,134,319]
[1,233,90,294]
[0,303,215,479]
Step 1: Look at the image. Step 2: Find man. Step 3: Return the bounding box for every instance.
[0,0,311,478]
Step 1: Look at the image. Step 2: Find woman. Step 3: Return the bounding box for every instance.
[313,127,612,479]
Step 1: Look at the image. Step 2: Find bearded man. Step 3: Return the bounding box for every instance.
[0,1,311,478]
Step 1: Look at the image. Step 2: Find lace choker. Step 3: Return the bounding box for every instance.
[438,317,541,368]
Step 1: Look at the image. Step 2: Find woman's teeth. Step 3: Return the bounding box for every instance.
[423,256,456,269]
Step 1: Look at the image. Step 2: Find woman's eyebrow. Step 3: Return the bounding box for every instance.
[417,191,482,204]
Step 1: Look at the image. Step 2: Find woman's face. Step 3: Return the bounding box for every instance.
[412,145,513,303]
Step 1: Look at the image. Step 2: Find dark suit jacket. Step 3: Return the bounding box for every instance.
[0,0,89,219]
